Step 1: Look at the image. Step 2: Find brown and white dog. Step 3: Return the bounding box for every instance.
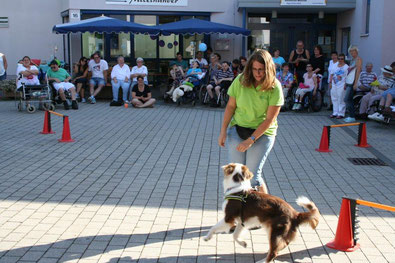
[203,163,320,263]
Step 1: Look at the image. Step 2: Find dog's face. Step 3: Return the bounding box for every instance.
[222,163,253,190]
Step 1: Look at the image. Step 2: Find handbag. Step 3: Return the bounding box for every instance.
[346,67,356,85]
[235,125,255,140]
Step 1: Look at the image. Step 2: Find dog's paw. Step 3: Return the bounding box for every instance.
[203,235,211,242]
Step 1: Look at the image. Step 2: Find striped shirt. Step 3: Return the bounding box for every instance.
[358,71,377,91]
[215,69,234,81]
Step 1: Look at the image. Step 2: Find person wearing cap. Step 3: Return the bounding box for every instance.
[367,65,395,121]
[131,57,148,89]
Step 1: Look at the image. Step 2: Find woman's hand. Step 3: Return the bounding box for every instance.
[236,139,254,152]
[218,130,227,147]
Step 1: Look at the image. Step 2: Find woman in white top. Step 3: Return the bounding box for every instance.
[329,53,349,119]
[0,53,7,81]
[327,51,338,110]
[130,57,148,88]
[16,56,40,89]
[111,56,131,103]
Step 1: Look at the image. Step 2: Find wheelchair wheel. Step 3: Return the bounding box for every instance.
[27,104,36,113]
[49,103,55,111]
[17,101,22,111]
[311,91,323,112]
[220,91,229,108]
[353,95,364,115]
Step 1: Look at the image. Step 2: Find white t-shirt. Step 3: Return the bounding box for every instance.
[131,65,148,82]
[16,64,40,88]
[195,58,208,68]
[0,53,5,76]
[327,60,338,83]
[111,64,131,81]
[331,64,349,89]
[88,59,109,79]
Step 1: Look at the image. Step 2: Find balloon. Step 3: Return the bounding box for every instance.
[167,43,173,49]
[173,41,178,46]
[159,40,165,47]
[199,43,207,52]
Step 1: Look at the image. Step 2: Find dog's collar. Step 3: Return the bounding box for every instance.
[224,192,249,203]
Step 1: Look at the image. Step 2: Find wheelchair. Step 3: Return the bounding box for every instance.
[293,74,324,112]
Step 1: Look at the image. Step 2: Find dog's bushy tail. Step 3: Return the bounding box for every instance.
[295,196,320,229]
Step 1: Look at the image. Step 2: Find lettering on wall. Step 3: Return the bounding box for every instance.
[106,0,188,7]
[281,0,326,6]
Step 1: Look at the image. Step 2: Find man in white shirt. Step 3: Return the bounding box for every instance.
[111,56,131,104]
[130,57,148,88]
[88,52,108,104]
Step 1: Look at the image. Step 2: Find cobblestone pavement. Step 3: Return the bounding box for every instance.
[0,100,394,263]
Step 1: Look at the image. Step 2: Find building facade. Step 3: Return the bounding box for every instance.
[0,0,394,78]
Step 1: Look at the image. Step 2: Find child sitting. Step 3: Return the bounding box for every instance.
[293,64,317,110]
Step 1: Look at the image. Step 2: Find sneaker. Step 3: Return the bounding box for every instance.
[71,100,78,110]
[368,112,380,120]
[370,113,385,122]
[344,117,356,123]
[124,100,130,104]
[63,101,70,110]
[76,94,80,99]
[91,97,96,104]
[292,103,298,110]
[81,98,86,103]
[87,96,92,103]
[296,103,302,110]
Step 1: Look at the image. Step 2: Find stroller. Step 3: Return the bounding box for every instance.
[16,75,54,113]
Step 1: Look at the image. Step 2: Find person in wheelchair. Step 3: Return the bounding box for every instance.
[171,61,202,103]
[16,56,40,89]
[355,62,377,119]
[185,60,202,85]
[292,64,317,110]
[276,63,294,100]
[206,61,234,107]
[166,62,185,97]
[46,60,78,110]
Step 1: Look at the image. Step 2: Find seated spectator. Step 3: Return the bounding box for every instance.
[206,61,234,106]
[131,76,156,108]
[239,56,247,72]
[46,60,78,110]
[72,57,88,102]
[368,65,395,121]
[276,63,294,99]
[293,64,317,110]
[166,62,185,96]
[231,59,241,77]
[131,57,148,88]
[16,56,40,89]
[171,52,188,71]
[329,54,348,118]
[195,51,208,71]
[272,48,285,72]
[111,56,131,105]
[88,52,108,104]
[357,62,377,92]
[185,60,203,85]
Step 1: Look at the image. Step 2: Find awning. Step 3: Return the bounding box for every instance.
[155,18,250,36]
[52,16,160,35]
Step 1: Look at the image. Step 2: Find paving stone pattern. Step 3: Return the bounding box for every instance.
[0,101,394,263]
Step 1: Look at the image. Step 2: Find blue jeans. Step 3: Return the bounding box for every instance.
[111,79,130,101]
[0,72,6,81]
[227,126,275,188]
[90,77,105,86]
[344,84,355,117]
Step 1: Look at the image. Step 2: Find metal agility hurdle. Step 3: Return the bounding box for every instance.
[40,110,74,142]
[327,197,395,252]
[316,122,370,152]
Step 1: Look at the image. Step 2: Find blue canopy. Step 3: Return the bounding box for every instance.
[156,18,250,36]
[53,16,160,35]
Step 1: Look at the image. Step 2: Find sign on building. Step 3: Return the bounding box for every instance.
[106,0,188,7]
[281,0,326,6]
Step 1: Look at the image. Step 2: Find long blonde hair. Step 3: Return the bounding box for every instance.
[240,49,276,91]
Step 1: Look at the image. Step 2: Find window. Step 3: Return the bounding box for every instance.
[82,33,105,58]
[365,0,370,34]
[134,15,156,59]
[0,17,8,28]
[159,16,180,59]
[109,15,131,58]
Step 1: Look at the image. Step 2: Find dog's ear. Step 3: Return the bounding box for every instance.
[222,163,235,176]
[241,165,254,180]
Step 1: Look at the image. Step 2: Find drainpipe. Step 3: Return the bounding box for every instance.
[242,8,246,57]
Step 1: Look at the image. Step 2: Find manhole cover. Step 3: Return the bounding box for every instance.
[348,158,388,166]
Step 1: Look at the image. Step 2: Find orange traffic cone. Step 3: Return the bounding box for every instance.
[40,111,55,134]
[355,123,370,148]
[315,126,332,152]
[58,116,75,143]
[326,198,360,252]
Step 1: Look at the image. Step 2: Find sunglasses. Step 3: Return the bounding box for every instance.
[339,58,345,60]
